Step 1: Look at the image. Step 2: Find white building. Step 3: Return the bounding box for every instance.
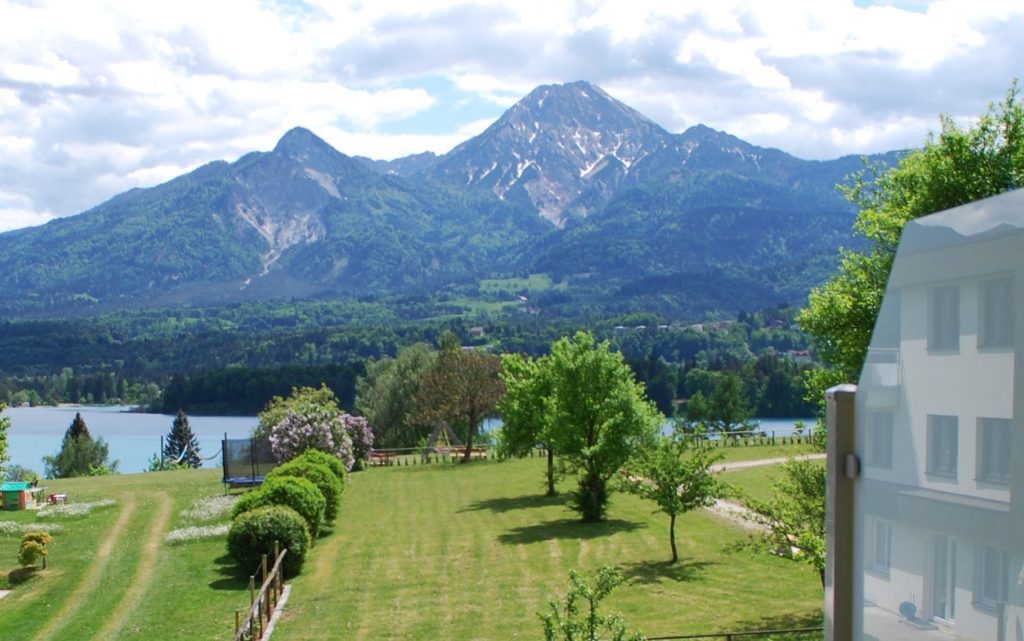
[855,189,1024,641]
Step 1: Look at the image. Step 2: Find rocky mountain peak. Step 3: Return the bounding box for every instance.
[428,81,672,225]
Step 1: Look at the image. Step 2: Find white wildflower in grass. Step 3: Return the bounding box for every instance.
[0,521,63,535]
[38,499,116,519]
[182,494,238,522]
[164,523,230,545]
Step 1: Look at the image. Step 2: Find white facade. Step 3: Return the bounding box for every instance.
[855,189,1024,641]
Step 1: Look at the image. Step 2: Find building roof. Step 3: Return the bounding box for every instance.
[1,481,31,492]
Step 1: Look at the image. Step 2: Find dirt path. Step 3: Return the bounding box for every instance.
[88,491,173,641]
[705,453,826,531]
[32,496,139,641]
[710,452,825,473]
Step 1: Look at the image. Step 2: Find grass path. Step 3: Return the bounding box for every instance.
[88,492,173,641]
[30,495,139,641]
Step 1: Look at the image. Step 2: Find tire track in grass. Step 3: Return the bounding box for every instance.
[32,495,138,641]
[88,491,173,641]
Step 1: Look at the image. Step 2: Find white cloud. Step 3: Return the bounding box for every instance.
[0,0,1020,232]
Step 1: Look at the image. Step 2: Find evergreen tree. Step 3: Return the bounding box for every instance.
[67,411,90,440]
[163,409,202,468]
[43,412,117,478]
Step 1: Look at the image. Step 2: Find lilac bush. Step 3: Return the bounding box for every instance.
[269,408,354,470]
[340,414,375,470]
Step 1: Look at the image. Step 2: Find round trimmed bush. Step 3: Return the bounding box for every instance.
[232,476,326,538]
[296,448,347,483]
[265,459,343,522]
[228,505,310,576]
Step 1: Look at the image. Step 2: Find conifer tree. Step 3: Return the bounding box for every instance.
[44,412,116,478]
[163,409,202,468]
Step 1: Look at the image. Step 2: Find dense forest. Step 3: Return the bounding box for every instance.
[0,302,814,418]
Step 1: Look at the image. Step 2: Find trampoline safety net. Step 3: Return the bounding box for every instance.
[222,437,277,486]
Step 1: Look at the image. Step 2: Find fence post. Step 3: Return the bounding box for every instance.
[825,384,858,641]
[235,609,240,636]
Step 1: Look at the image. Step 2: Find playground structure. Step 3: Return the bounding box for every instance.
[221,435,278,488]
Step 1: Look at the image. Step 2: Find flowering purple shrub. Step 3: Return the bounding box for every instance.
[269,408,354,470]
[340,414,375,471]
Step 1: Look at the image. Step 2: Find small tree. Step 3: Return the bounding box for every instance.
[684,374,752,434]
[747,458,826,586]
[622,434,722,563]
[540,566,645,641]
[0,403,10,479]
[18,530,53,569]
[416,343,505,463]
[43,413,117,479]
[163,409,202,468]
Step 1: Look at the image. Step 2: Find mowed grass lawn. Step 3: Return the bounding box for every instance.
[1,445,822,640]
[274,454,822,641]
[0,469,252,641]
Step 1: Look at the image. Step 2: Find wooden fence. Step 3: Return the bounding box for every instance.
[233,543,288,641]
[648,626,823,640]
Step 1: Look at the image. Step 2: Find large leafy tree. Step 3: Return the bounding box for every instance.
[163,409,202,468]
[416,343,505,463]
[355,343,436,448]
[800,82,1024,408]
[622,433,722,563]
[536,331,660,521]
[497,353,558,495]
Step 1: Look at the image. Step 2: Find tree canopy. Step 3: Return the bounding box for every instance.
[622,432,722,563]
[498,352,558,495]
[415,343,505,463]
[0,403,9,479]
[519,331,661,521]
[355,343,436,448]
[800,81,1024,406]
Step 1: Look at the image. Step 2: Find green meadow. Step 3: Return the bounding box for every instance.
[1,448,822,640]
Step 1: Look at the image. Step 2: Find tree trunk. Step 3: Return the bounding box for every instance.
[462,411,476,463]
[669,513,678,563]
[546,447,556,496]
[819,567,825,589]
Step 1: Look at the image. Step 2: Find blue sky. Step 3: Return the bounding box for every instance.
[0,0,1020,232]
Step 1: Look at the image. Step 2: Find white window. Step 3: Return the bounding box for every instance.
[979,278,1013,349]
[927,415,958,479]
[974,544,1008,610]
[977,418,1012,485]
[870,519,892,577]
[928,285,960,351]
[866,412,893,469]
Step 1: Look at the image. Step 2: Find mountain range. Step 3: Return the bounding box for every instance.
[0,80,899,318]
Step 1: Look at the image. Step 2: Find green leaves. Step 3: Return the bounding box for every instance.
[540,566,646,641]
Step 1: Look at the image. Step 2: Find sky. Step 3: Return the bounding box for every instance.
[0,0,1020,233]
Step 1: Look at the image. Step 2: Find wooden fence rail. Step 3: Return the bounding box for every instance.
[648,625,824,640]
[233,543,288,641]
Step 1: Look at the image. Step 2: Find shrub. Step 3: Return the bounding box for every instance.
[340,414,375,471]
[232,476,326,538]
[269,408,354,470]
[227,505,310,576]
[18,530,53,568]
[295,448,347,483]
[265,459,343,522]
